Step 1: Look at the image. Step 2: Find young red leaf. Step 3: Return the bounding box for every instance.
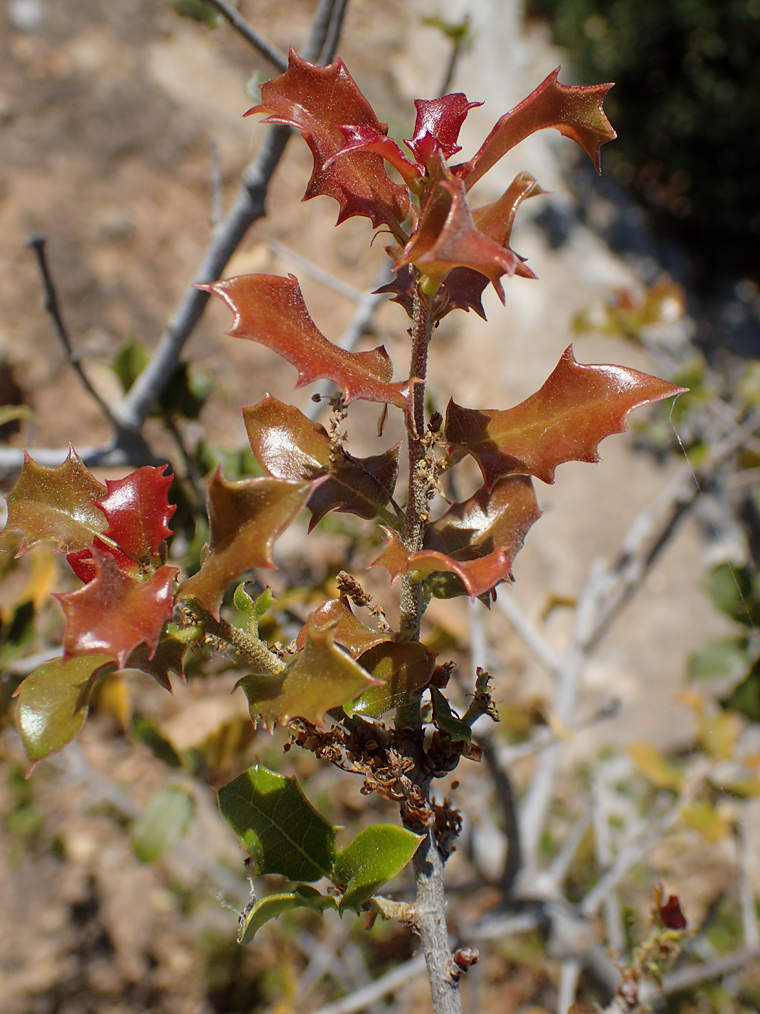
[95,465,175,561]
[178,469,311,616]
[371,528,513,601]
[235,616,380,729]
[55,548,179,667]
[247,49,410,232]
[445,346,688,486]
[15,653,115,763]
[405,94,483,167]
[3,447,107,554]
[67,541,137,582]
[295,597,390,657]
[200,274,414,416]
[454,68,616,190]
[393,171,521,301]
[427,475,541,566]
[242,395,399,528]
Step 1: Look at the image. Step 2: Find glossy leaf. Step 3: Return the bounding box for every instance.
[333,824,421,912]
[55,548,179,667]
[16,654,114,762]
[243,395,399,527]
[238,886,337,945]
[405,94,482,166]
[430,686,472,743]
[124,623,194,691]
[348,641,437,718]
[247,49,410,231]
[393,169,521,301]
[235,617,380,729]
[178,468,311,616]
[445,346,688,486]
[133,786,196,862]
[295,598,389,657]
[427,475,541,565]
[95,465,175,561]
[3,447,107,554]
[201,274,414,415]
[371,527,513,601]
[218,764,337,882]
[454,67,616,189]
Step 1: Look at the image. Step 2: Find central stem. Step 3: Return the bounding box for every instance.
[399,284,433,640]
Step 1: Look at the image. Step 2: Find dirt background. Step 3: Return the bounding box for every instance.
[0,1,757,1012]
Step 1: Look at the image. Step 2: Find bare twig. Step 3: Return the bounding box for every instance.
[497,591,561,674]
[737,819,759,950]
[592,774,625,954]
[202,0,288,70]
[413,829,463,1014]
[26,234,119,430]
[209,139,223,226]
[308,953,427,1014]
[557,958,582,1014]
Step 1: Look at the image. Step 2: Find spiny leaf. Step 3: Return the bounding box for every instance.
[200,274,414,415]
[427,475,541,566]
[348,641,437,718]
[15,654,114,763]
[133,786,196,862]
[95,465,175,561]
[295,597,390,657]
[55,548,179,667]
[247,49,410,231]
[445,346,688,486]
[218,764,337,881]
[371,528,513,601]
[243,395,399,527]
[406,94,482,166]
[235,616,380,729]
[238,887,337,945]
[124,623,194,691]
[455,67,616,189]
[178,469,311,617]
[430,686,471,743]
[3,447,107,554]
[393,169,521,301]
[333,824,421,912]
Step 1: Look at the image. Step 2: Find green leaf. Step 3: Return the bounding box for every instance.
[333,824,421,912]
[218,764,337,882]
[133,786,196,862]
[348,641,436,718]
[704,563,760,627]
[170,0,224,28]
[721,663,760,723]
[689,635,751,681]
[235,617,379,729]
[430,686,472,743]
[16,654,114,762]
[238,885,337,945]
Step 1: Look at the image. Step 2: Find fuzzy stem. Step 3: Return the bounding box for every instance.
[181,600,285,674]
[399,285,433,640]
[413,829,463,1014]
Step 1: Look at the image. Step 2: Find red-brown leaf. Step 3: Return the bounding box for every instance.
[200,274,414,415]
[242,395,399,528]
[371,528,513,601]
[295,597,390,657]
[405,93,482,166]
[235,616,380,729]
[247,49,409,231]
[445,346,688,486]
[55,548,178,667]
[95,465,175,561]
[178,468,311,616]
[3,447,107,554]
[349,640,437,718]
[454,68,616,190]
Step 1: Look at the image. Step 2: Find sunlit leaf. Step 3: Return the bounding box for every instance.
[371,527,513,601]
[95,465,175,561]
[178,468,310,616]
[201,274,414,415]
[243,395,399,527]
[235,616,380,729]
[247,49,410,231]
[405,93,482,166]
[446,347,687,486]
[238,886,337,945]
[295,597,389,657]
[3,447,107,554]
[55,548,179,667]
[133,786,196,862]
[218,764,337,881]
[15,654,114,762]
[333,824,420,912]
[454,67,616,189]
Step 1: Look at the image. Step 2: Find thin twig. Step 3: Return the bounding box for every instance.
[26,234,119,430]
[307,953,427,1014]
[557,958,582,1014]
[202,0,288,70]
[497,591,561,674]
[209,139,223,226]
[269,238,364,301]
[413,829,463,1014]
[592,773,625,954]
[737,819,759,949]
